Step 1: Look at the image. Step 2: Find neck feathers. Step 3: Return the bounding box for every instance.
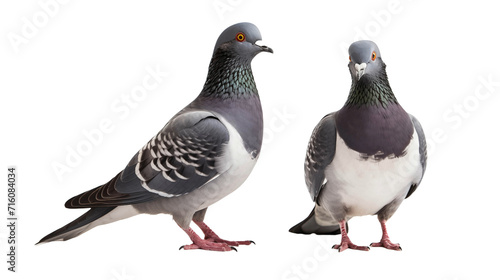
[345,64,398,108]
[200,49,258,99]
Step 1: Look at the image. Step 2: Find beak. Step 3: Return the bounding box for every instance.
[257,44,273,54]
[355,63,367,80]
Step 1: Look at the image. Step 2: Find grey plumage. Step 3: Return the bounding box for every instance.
[118,112,229,198]
[38,22,272,251]
[406,114,427,198]
[290,40,427,252]
[303,113,337,201]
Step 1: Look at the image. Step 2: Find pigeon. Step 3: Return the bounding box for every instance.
[289,40,426,252]
[38,22,273,252]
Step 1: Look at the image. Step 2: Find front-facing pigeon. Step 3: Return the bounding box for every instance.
[289,40,427,252]
[38,22,273,251]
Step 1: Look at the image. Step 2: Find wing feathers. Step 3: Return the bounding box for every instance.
[66,111,230,207]
[304,113,337,202]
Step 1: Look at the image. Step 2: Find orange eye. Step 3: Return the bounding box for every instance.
[235,32,245,42]
[371,51,377,61]
[349,55,351,62]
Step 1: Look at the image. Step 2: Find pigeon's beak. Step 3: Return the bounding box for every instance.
[257,44,273,54]
[355,63,367,80]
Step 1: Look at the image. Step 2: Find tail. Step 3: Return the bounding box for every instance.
[37,206,125,244]
[289,207,346,235]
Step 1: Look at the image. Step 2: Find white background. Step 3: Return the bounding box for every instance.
[1,0,500,279]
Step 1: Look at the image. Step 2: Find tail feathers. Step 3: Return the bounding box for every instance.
[37,207,116,244]
[289,207,346,235]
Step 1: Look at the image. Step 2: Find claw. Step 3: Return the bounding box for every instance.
[370,241,402,251]
[231,247,238,252]
[181,227,233,252]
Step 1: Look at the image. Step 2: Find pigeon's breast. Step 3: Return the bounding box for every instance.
[323,129,422,217]
[336,104,414,159]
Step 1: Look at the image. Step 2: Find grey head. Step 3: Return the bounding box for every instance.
[348,40,383,82]
[200,22,272,99]
[212,22,273,57]
[343,40,396,107]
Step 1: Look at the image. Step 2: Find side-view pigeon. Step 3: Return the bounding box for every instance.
[38,22,273,252]
[289,40,426,252]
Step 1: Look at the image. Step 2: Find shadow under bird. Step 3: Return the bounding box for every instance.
[289,40,427,252]
[38,22,272,251]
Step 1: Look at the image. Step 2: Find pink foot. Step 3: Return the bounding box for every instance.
[206,236,254,247]
[333,236,370,252]
[180,227,236,252]
[333,220,370,252]
[370,220,402,251]
[370,239,402,251]
[194,221,255,247]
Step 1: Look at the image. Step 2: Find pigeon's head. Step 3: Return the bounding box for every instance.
[348,40,384,82]
[212,22,273,59]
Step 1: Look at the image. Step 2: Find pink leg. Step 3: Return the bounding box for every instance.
[194,221,254,246]
[333,220,370,252]
[180,227,236,252]
[370,220,402,251]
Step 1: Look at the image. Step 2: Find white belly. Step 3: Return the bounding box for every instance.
[188,113,258,210]
[323,129,422,217]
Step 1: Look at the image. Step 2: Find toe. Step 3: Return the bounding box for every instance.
[370,240,402,251]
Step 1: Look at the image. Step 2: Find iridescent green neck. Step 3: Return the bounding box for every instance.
[200,49,258,99]
[344,66,398,108]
